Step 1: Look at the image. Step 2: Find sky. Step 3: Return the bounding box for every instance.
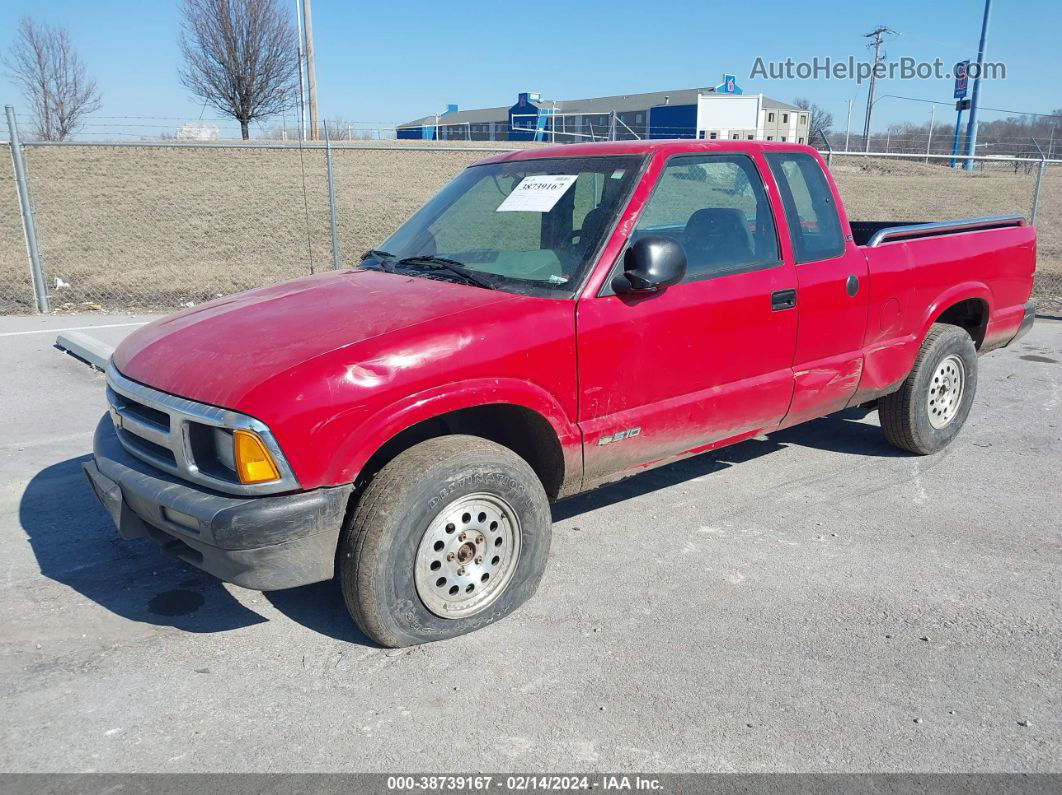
[0,0,1059,139]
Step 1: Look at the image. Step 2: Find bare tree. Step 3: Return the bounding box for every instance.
[178,0,299,140]
[3,17,102,141]
[794,98,834,143]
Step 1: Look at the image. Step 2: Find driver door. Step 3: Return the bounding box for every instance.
[577,153,798,487]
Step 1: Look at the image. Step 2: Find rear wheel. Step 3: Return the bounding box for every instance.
[879,323,978,455]
[339,435,551,647]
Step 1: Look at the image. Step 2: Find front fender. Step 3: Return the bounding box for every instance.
[318,377,583,490]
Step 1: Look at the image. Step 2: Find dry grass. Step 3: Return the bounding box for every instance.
[0,145,1058,313]
[0,144,501,312]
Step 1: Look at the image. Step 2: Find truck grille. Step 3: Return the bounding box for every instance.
[105,362,299,496]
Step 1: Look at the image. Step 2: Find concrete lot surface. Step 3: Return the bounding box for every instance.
[0,312,1059,773]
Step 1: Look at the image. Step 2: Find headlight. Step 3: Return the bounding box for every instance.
[233,429,282,484]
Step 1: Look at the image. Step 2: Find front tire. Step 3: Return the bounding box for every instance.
[340,435,551,647]
[879,323,978,455]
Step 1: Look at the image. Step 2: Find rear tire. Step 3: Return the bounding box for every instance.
[339,435,551,647]
[879,323,978,455]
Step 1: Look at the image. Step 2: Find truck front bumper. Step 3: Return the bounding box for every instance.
[85,415,352,591]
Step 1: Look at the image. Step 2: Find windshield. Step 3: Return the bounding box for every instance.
[368,155,645,296]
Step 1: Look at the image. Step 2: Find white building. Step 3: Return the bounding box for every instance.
[695,94,810,144]
[176,123,220,142]
[397,75,812,145]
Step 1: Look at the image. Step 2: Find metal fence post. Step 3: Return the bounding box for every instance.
[816,129,834,167]
[323,121,341,270]
[1030,137,1046,226]
[5,105,49,313]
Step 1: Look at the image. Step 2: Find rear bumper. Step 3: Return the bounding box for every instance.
[86,415,351,590]
[1008,299,1036,345]
[983,299,1036,354]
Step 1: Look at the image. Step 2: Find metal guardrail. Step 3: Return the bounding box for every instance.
[866,214,1027,247]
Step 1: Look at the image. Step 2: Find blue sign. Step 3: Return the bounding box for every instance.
[715,74,743,95]
[953,61,970,99]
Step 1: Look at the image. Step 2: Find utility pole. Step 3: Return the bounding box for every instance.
[845,98,853,151]
[862,26,897,152]
[294,0,307,141]
[963,0,992,171]
[303,0,319,141]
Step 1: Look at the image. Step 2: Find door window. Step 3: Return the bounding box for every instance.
[631,155,780,283]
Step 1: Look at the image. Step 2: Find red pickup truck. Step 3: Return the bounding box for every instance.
[84,140,1036,646]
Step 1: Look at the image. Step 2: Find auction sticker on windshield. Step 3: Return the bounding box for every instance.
[496,175,578,213]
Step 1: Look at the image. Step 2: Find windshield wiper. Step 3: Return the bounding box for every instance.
[397,256,496,290]
[359,249,396,272]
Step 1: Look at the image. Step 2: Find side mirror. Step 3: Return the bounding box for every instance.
[612,236,687,294]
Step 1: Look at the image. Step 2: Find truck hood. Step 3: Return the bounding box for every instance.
[113,269,516,409]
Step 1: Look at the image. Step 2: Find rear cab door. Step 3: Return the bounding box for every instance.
[763,150,871,426]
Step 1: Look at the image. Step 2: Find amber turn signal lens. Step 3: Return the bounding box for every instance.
[233,429,281,484]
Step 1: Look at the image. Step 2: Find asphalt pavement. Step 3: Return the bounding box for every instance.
[0,311,1059,773]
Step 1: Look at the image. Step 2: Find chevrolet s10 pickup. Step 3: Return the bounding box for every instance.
[84,140,1036,646]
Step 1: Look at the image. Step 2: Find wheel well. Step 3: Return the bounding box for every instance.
[358,404,566,500]
[934,298,988,348]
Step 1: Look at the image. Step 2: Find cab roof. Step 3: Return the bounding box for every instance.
[474,138,820,166]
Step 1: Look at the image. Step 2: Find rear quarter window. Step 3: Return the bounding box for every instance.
[765,152,846,263]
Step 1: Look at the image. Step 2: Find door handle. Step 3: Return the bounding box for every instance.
[771,289,797,311]
[846,274,860,296]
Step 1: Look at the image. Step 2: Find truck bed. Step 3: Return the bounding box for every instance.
[848,211,1036,408]
[850,215,1026,247]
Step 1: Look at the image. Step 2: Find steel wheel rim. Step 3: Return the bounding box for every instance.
[927,354,966,429]
[414,492,521,619]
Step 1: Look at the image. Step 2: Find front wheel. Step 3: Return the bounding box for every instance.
[339,435,552,647]
[879,323,978,455]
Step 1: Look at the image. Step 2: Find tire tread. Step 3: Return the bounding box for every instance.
[340,435,544,647]
[879,323,975,455]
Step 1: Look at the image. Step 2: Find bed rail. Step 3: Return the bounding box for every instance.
[865,215,1026,248]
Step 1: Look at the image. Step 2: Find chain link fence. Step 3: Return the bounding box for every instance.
[2,129,1060,315]
[824,153,1062,306]
[0,136,521,313]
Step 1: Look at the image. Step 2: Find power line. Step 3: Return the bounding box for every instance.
[869,94,1061,119]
